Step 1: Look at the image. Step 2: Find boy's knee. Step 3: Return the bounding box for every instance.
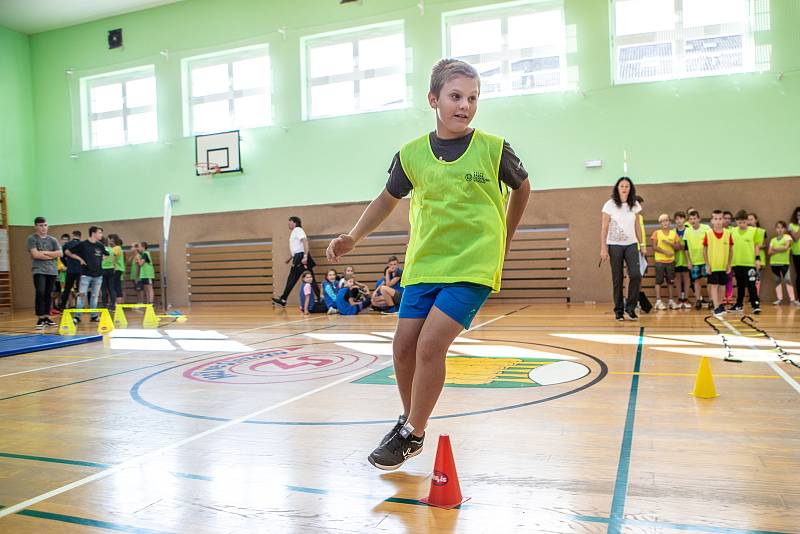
[393,337,416,362]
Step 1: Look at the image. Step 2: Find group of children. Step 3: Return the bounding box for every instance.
[648,208,800,317]
[52,230,157,320]
[296,256,404,317]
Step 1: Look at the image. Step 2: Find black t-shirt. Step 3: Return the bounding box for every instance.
[385,130,529,199]
[62,238,83,274]
[72,240,109,277]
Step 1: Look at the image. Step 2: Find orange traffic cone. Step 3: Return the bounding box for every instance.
[420,434,469,509]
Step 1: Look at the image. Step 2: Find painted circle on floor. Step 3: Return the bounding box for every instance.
[130,338,607,426]
[183,347,376,384]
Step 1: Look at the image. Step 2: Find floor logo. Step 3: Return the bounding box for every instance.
[184,347,377,384]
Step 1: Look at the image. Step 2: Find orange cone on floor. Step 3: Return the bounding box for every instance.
[420,434,469,509]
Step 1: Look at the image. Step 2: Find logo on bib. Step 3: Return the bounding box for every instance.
[465,171,489,184]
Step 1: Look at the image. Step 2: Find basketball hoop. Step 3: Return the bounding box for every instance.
[195,162,221,176]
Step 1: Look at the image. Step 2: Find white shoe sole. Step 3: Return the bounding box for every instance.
[368,446,423,471]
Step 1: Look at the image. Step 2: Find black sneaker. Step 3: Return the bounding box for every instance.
[380,415,407,447]
[752,306,761,314]
[624,308,638,321]
[707,301,715,310]
[73,316,81,324]
[713,305,726,317]
[368,423,424,471]
[615,312,624,322]
[35,318,45,329]
[271,297,286,307]
[43,318,57,327]
[728,305,743,313]
[90,316,100,323]
[694,300,703,310]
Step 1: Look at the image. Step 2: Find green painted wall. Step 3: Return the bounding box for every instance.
[26,0,800,224]
[0,26,35,225]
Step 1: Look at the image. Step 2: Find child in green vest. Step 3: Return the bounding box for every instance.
[130,242,143,304]
[326,59,531,471]
[768,221,798,306]
[110,234,125,306]
[672,211,691,308]
[136,241,156,306]
[650,213,678,310]
[788,207,800,298]
[684,209,711,309]
[730,210,761,314]
[703,210,734,317]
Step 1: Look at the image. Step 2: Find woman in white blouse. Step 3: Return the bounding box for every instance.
[600,177,645,321]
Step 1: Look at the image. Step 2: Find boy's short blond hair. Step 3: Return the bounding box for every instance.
[658,213,670,222]
[430,58,480,97]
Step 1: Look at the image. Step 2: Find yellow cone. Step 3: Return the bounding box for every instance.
[97,310,114,334]
[114,306,128,328]
[690,356,718,398]
[142,305,159,329]
[59,310,76,336]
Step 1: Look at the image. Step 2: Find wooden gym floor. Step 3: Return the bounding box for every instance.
[0,303,798,533]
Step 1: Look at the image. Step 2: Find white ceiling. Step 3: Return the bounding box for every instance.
[0,0,183,34]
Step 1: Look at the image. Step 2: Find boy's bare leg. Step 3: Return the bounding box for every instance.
[709,284,720,308]
[392,318,426,417]
[407,307,464,437]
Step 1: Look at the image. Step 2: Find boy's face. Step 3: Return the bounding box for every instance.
[747,214,756,226]
[35,221,48,234]
[723,214,732,226]
[674,216,685,227]
[429,75,479,138]
[345,278,354,287]
[92,229,103,240]
[736,218,748,230]
[776,225,785,235]
[660,218,670,229]
[688,214,700,227]
[345,267,354,276]
[388,260,398,271]
[711,213,723,228]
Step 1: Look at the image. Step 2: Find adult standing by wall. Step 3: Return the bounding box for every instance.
[58,230,82,311]
[273,216,315,307]
[27,216,62,328]
[600,177,645,321]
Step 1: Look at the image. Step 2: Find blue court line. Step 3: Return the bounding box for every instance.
[608,325,644,534]
[1,451,792,533]
[0,506,174,534]
[0,360,174,402]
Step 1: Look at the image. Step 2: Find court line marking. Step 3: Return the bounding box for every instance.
[236,315,327,333]
[610,371,800,379]
[3,451,791,534]
[718,318,800,395]
[608,325,644,534]
[0,507,173,534]
[0,367,373,520]
[0,351,138,379]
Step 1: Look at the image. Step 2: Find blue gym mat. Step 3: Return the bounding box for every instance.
[0,333,102,358]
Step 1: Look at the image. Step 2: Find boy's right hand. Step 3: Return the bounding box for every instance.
[600,249,609,262]
[326,234,355,263]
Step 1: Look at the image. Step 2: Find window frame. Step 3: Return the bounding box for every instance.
[181,43,272,136]
[80,65,158,151]
[441,0,569,99]
[300,20,408,121]
[611,0,758,85]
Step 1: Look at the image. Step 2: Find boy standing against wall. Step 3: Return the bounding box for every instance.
[703,210,734,317]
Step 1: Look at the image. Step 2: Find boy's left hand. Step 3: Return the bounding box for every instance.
[326,234,355,263]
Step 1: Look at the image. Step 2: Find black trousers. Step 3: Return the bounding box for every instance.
[609,244,641,315]
[59,272,80,310]
[102,268,117,308]
[733,266,759,308]
[793,255,800,296]
[279,252,315,301]
[33,274,56,317]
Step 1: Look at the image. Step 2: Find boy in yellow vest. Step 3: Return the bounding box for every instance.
[684,209,711,310]
[730,210,761,313]
[327,59,531,470]
[703,210,734,317]
[650,213,678,310]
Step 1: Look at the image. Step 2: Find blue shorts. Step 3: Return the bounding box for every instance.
[398,282,491,329]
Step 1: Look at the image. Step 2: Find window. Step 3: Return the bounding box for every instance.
[81,66,157,150]
[183,45,271,135]
[612,0,762,84]
[443,1,568,98]
[301,22,407,120]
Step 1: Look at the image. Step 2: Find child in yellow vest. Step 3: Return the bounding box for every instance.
[684,209,711,310]
[672,211,691,308]
[730,210,761,314]
[703,210,734,317]
[327,59,531,471]
[651,213,679,310]
[768,221,798,306]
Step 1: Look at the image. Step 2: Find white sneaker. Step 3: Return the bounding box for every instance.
[655,300,666,311]
[668,300,678,310]
[773,299,783,305]
[793,300,800,307]
[682,301,691,309]
[327,307,339,315]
